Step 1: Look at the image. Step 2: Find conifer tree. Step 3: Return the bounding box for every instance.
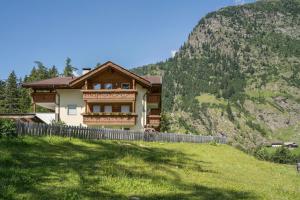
[63,57,77,76]
[4,71,21,113]
[48,65,59,78]
[18,78,31,113]
[0,80,5,113]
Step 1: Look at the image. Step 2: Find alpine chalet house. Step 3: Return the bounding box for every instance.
[23,61,162,131]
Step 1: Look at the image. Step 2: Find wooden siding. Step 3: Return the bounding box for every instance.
[147,115,161,128]
[86,68,135,89]
[147,93,160,104]
[31,92,56,103]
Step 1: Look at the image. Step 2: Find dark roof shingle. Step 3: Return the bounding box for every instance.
[142,76,162,84]
[22,77,75,89]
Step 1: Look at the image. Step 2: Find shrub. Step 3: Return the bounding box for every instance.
[0,119,16,138]
[272,147,296,164]
[51,120,66,126]
[255,147,271,161]
[254,146,296,164]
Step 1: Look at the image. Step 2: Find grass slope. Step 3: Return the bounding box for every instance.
[0,136,299,200]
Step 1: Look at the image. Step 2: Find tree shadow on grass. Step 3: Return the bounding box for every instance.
[0,137,258,200]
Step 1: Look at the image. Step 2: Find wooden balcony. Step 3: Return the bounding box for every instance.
[82,89,137,102]
[147,93,160,104]
[147,115,161,128]
[31,92,56,103]
[82,113,137,126]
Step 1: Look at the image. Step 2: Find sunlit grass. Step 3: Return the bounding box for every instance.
[0,136,299,200]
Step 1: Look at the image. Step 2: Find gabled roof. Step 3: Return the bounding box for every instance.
[69,61,152,88]
[22,77,75,89]
[22,61,162,89]
[142,76,162,85]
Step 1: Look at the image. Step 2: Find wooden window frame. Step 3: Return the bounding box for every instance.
[104,105,112,113]
[121,105,130,113]
[121,83,130,89]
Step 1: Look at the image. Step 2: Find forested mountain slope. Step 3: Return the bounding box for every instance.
[132,0,300,150]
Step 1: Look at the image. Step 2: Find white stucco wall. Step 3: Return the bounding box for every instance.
[134,84,147,131]
[55,85,147,130]
[56,89,85,126]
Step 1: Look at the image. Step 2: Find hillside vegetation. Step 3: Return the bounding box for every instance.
[132,0,300,150]
[0,136,299,200]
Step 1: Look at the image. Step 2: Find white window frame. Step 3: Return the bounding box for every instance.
[121,105,130,113]
[67,105,77,115]
[121,83,130,89]
[104,105,112,112]
[104,83,113,89]
[92,105,101,113]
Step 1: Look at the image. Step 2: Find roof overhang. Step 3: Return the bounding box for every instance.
[69,61,152,88]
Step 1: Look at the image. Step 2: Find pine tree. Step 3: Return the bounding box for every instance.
[25,61,51,82]
[34,61,50,80]
[18,78,31,113]
[0,80,6,113]
[4,71,21,113]
[48,65,59,78]
[63,57,77,76]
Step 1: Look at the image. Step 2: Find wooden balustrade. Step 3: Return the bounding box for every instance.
[31,92,56,103]
[82,89,137,102]
[147,93,160,104]
[147,115,161,128]
[83,113,137,126]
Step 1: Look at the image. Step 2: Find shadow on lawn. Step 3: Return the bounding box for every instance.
[0,137,258,200]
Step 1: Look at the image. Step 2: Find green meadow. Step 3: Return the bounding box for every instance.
[0,136,299,200]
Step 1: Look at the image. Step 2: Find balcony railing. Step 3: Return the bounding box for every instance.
[147,93,160,104]
[31,92,56,103]
[82,112,137,126]
[147,115,161,128]
[82,89,137,102]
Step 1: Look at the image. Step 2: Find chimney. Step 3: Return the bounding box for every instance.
[82,67,91,75]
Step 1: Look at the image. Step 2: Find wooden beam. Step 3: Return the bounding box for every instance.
[33,103,36,113]
[132,101,135,113]
[132,79,136,89]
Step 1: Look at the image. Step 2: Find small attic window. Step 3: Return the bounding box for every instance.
[93,83,101,90]
[104,83,113,89]
[121,83,130,89]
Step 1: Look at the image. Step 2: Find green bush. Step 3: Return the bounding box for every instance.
[255,147,271,161]
[0,119,16,138]
[255,146,296,164]
[272,147,296,164]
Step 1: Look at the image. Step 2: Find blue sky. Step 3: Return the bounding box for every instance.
[0,0,255,79]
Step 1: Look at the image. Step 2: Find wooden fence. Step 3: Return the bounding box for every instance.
[15,122,227,144]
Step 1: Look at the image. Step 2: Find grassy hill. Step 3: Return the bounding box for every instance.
[132,0,300,150]
[0,136,299,200]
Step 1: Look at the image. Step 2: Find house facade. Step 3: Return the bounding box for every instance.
[23,61,162,131]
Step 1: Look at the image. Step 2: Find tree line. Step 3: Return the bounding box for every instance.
[0,57,78,114]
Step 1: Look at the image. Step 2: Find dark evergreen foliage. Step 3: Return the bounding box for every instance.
[63,57,77,76]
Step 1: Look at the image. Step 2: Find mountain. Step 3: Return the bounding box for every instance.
[132,0,300,150]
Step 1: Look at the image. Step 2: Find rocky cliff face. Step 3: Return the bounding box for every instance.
[132,0,300,150]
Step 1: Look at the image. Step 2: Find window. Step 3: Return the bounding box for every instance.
[121,105,130,113]
[67,105,77,115]
[104,83,113,89]
[121,83,130,89]
[93,83,101,90]
[104,105,112,112]
[93,105,101,113]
